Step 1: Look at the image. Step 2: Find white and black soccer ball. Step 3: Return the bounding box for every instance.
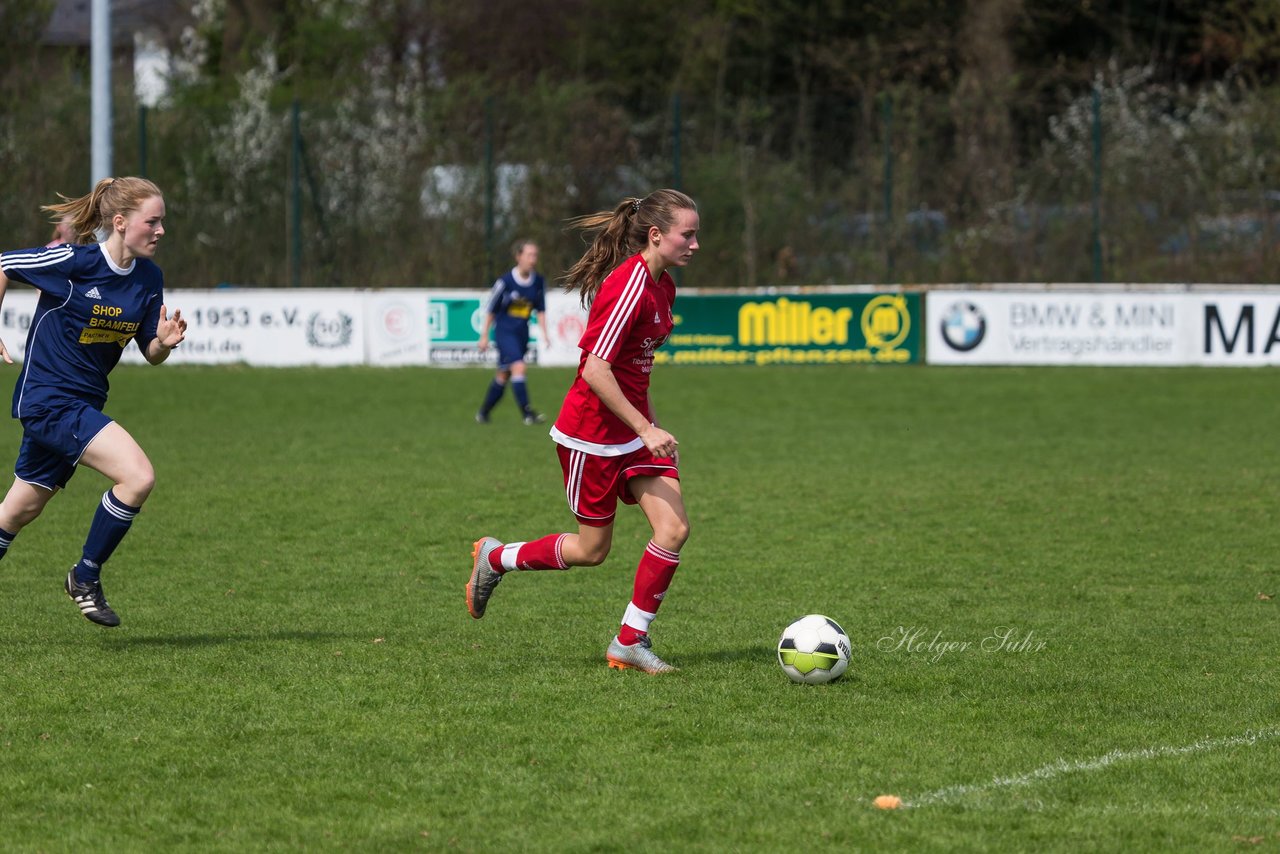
[777,614,851,685]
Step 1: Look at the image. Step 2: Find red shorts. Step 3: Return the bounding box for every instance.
[557,444,679,527]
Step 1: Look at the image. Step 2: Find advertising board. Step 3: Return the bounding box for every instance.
[657,293,920,366]
[1,289,367,367]
[366,290,431,365]
[926,291,1190,366]
[1195,294,1280,366]
[4,286,1275,369]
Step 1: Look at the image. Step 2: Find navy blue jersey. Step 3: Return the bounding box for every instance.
[486,268,545,334]
[0,243,164,415]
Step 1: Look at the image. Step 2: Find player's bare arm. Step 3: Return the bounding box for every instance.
[648,399,677,465]
[145,305,186,365]
[581,353,677,457]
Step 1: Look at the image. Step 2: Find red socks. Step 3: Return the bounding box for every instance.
[484,535,681,647]
[618,541,680,645]
[488,534,568,573]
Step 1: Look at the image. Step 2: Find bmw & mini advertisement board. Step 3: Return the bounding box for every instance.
[927,290,1280,367]
[927,291,1188,365]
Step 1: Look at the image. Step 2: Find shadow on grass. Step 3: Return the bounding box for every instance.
[95,629,365,648]
[577,645,769,668]
[676,646,771,665]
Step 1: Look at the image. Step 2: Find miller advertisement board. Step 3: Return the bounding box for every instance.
[656,292,920,366]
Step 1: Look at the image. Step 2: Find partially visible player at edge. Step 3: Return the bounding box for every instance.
[467,189,698,674]
[475,239,548,425]
[0,176,187,627]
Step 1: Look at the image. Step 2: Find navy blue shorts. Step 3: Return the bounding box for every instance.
[495,329,531,368]
[14,399,113,490]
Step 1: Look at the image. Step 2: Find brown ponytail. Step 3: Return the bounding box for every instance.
[562,189,697,307]
[42,176,163,244]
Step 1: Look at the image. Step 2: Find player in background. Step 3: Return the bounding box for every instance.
[467,189,699,674]
[0,176,187,627]
[45,214,76,248]
[475,240,548,425]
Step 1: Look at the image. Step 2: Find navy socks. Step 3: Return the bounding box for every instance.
[513,377,531,413]
[480,379,506,415]
[74,489,140,585]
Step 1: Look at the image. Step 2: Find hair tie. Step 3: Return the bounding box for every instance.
[631,198,641,214]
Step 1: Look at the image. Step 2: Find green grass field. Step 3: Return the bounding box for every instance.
[1,364,1277,851]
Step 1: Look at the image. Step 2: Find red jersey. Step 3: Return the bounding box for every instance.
[551,254,675,455]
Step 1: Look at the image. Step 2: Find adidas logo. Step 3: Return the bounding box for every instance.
[85,287,101,299]
[654,311,661,323]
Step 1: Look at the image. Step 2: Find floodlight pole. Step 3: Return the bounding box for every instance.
[91,0,113,184]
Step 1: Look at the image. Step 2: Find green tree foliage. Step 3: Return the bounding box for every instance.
[1,0,1278,286]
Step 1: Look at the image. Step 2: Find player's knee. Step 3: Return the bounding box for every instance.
[7,499,46,527]
[121,462,156,504]
[578,542,611,566]
[655,518,689,552]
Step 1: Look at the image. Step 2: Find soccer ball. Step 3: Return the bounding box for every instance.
[777,615,851,684]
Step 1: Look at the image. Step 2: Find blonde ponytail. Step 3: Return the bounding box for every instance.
[562,189,697,307]
[42,176,163,244]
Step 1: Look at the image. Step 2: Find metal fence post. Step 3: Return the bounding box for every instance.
[485,96,495,284]
[1092,85,1104,283]
[291,98,302,288]
[137,105,148,178]
[883,92,894,283]
[90,0,112,184]
[672,93,682,190]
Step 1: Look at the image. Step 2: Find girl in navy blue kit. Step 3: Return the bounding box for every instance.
[0,176,187,626]
[476,240,549,425]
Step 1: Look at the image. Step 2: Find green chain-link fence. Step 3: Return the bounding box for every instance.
[3,70,1278,289]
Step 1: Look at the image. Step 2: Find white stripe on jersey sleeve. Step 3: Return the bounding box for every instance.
[593,262,646,361]
[0,244,75,272]
[485,278,505,312]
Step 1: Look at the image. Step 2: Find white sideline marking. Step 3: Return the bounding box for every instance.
[904,728,1280,809]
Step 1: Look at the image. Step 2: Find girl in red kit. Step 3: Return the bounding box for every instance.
[466,188,699,674]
